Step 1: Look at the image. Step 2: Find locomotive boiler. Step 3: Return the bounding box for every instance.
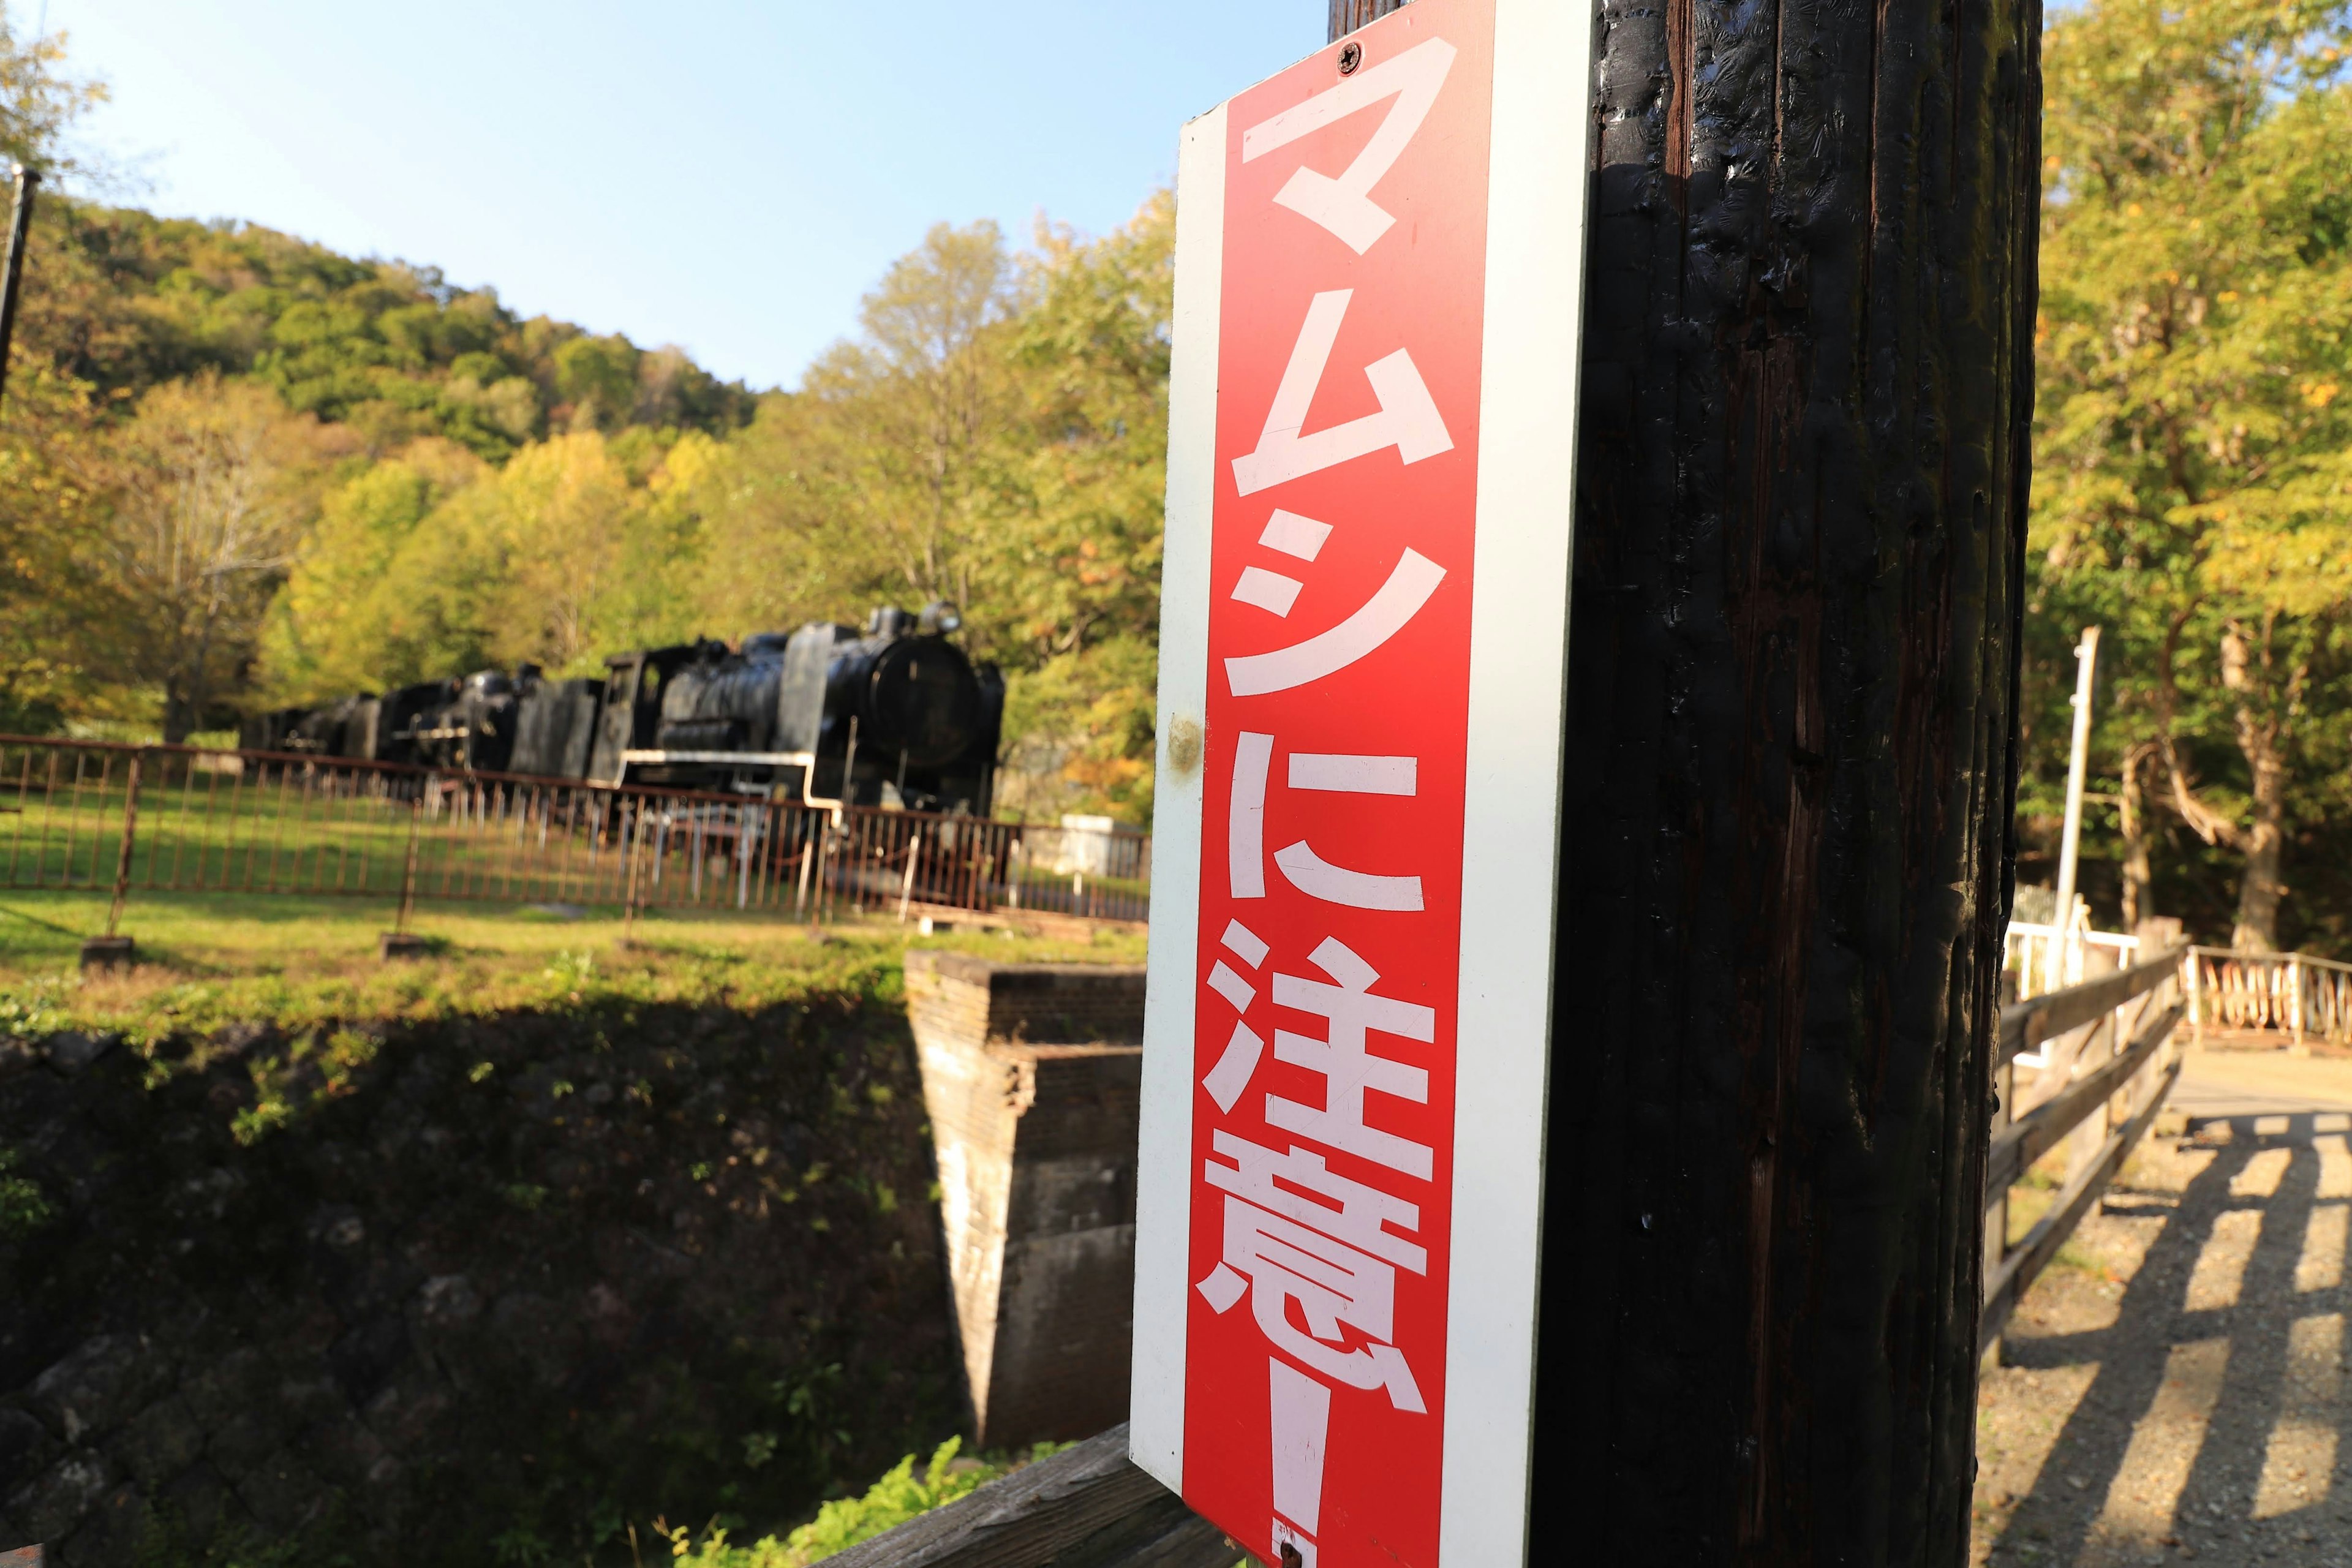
[590,603,1001,815]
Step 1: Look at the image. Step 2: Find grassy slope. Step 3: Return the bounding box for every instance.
[0,890,1145,1043]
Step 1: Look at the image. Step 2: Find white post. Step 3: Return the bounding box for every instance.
[2054,626,2101,981]
[2291,954,2305,1045]
[899,832,923,923]
[2185,950,2202,1044]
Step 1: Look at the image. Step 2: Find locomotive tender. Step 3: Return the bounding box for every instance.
[239,603,1002,816]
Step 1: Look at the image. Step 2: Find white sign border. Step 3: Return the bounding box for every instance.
[1131,2,1594,1557]
[1129,95,1227,1491]
[1439,0,1594,1558]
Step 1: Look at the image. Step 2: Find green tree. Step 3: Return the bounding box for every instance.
[0,361,101,733]
[258,438,484,701]
[685,221,1022,643]
[684,204,1174,823]
[0,2,108,181]
[268,430,715,692]
[988,194,1174,823]
[62,374,336,739]
[2030,0,2352,948]
[553,333,641,431]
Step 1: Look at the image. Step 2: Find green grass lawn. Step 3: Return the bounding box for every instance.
[0,887,1146,1041]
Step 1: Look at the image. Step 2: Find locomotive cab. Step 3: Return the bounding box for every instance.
[586,642,721,785]
[511,668,605,780]
[407,670,522,773]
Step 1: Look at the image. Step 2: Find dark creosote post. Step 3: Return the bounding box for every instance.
[1517,0,2040,1557]
[1327,0,1409,42]
[0,164,39,407]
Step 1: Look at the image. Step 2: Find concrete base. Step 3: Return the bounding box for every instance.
[380,931,433,960]
[78,935,135,971]
[904,951,1145,1449]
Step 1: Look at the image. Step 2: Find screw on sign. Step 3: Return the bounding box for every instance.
[1132,2,1593,1566]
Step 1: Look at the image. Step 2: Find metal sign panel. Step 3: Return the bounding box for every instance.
[1133,1,1593,1562]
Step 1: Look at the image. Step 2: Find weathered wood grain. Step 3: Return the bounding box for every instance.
[1997,948,2185,1066]
[818,1425,1237,1568]
[1980,1057,2183,1351]
[1531,0,2046,1550]
[1985,1000,2184,1192]
[1329,0,1410,42]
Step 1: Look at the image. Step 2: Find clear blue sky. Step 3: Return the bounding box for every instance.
[47,1,1325,391]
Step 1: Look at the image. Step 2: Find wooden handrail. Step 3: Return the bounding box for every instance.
[2187,943,2352,977]
[1985,1000,2185,1192]
[830,940,2203,1560]
[817,1423,1234,1568]
[1982,1055,2182,1351]
[1998,945,2185,1066]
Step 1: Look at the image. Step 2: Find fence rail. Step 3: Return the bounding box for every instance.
[828,948,2201,1561]
[2184,944,2352,1045]
[820,1423,1231,1568]
[2004,919,2141,1000]
[1981,943,2187,1352]
[0,736,1150,931]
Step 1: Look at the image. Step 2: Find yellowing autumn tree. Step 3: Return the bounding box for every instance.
[258,438,484,701]
[2030,0,2352,948]
[62,375,337,739]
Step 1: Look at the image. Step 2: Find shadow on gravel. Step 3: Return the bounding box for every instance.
[1992,1113,2345,1565]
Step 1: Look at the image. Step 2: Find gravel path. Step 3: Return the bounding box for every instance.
[1975,1052,2352,1568]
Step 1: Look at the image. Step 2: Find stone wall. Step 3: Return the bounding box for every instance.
[0,994,964,1567]
[903,953,1145,1450]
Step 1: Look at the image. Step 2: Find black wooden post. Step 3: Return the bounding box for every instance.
[1327,0,1408,42]
[0,165,37,408]
[1509,0,2041,1558]
[104,751,143,939]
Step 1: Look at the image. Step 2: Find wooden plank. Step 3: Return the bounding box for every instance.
[1,1548,44,1566]
[818,1423,1238,1568]
[1997,946,2184,1065]
[1986,1000,2185,1191]
[1980,1055,2182,1352]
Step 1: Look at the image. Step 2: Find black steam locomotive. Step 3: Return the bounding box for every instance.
[240,603,1003,815]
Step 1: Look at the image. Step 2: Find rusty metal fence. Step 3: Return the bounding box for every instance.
[0,736,1150,930]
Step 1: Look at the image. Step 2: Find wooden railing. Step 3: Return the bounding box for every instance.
[1981,945,2187,1351]
[827,953,2196,1562]
[827,951,2197,1562]
[819,1425,1235,1568]
[2184,944,2352,1046]
[2004,918,2141,1002]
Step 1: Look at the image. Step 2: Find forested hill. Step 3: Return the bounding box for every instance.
[17,200,756,457]
[0,11,1171,831]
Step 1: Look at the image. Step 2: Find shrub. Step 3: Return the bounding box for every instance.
[666,1438,1065,1567]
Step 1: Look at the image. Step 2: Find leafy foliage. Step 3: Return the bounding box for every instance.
[673,203,1174,823]
[20,205,755,461]
[663,1438,1068,1567]
[0,1141,53,1237]
[2027,0,2352,948]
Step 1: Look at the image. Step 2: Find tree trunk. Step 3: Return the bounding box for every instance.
[1529,0,2040,1556]
[2232,734,2285,952]
[161,689,198,746]
[2219,619,2293,953]
[2120,744,2154,930]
